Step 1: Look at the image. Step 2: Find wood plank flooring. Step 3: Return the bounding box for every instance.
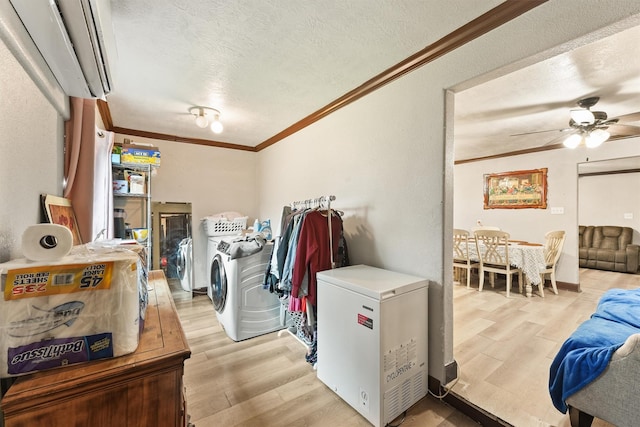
[170,282,477,427]
[170,267,639,426]
[451,267,640,427]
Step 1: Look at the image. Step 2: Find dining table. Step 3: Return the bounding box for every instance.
[463,240,547,298]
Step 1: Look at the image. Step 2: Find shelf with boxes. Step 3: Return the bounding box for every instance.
[111,141,160,274]
[112,162,152,273]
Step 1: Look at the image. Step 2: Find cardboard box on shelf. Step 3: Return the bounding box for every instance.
[120,144,161,166]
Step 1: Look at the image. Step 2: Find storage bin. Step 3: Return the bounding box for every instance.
[203,216,248,236]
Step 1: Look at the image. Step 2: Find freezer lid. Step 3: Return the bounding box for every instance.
[316,264,428,300]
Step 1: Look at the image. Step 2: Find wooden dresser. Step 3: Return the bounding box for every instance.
[1,271,191,427]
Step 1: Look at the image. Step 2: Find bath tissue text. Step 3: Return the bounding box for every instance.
[10,340,85,364]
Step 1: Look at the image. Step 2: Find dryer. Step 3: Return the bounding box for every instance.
[176,237,193,292]
[210,241,284,341]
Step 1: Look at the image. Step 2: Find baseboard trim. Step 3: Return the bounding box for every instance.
[556,281,578,292]
[428,376,514,426]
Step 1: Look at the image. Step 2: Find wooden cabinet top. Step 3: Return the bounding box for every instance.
[1,270,191,415]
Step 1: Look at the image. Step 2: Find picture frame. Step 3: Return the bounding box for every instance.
[41,194,83,245]
[483,168,548,209]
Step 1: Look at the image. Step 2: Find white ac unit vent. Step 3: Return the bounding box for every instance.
[9,0,116,99]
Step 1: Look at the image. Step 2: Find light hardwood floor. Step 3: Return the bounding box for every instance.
[170,281,477,427]
[452,267,640,427]
[170,267,639,427]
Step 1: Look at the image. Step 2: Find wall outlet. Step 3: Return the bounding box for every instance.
[624,213,633,219]
[360,388,369,413]
[550,207,564,215]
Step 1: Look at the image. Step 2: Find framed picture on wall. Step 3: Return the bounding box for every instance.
[41,194,83,245]
[483,168,548,209]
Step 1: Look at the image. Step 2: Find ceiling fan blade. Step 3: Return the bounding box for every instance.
[607,123,640,136]
[510,128,566,137]
[612,111,640,123]
[543,130,576,146]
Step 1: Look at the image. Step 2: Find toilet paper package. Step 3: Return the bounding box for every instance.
[0,244,145,377]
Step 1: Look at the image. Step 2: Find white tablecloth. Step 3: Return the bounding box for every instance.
[464,242,546,286]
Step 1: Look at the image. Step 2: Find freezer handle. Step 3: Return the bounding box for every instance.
[380,290,396,300]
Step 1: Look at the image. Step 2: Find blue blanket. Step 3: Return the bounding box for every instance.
[549,288,640,413]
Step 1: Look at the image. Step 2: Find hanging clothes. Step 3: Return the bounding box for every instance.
[291,210,343,307]
[262,199,349,367]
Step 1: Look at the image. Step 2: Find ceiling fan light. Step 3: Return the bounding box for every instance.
[585,129,610,148]
[210,118,223,134]
[563,133,582,149]
[195,114,208,128]
[570,109,595,125]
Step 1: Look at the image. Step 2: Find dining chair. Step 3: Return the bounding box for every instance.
[538,230,566,296]
[474,229,522,297]
[453,229,479,288]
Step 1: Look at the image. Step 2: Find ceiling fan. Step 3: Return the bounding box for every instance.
[513,96,640,148]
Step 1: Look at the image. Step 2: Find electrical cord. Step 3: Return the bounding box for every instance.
[428,366,461,399]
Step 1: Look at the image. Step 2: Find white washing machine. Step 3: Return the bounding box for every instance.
[206,235,238,301]
[210,241,284,341]
[176,237,193,292]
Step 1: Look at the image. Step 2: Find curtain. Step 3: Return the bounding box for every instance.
[94,129,115,240]
[63,97,114,243]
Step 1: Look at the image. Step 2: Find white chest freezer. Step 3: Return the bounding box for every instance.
[316,265,428,427]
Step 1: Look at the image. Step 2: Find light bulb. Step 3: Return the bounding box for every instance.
[195,114,208,128]
[585,129,609,148]
[210,118,223,134]
[562,133,582,149]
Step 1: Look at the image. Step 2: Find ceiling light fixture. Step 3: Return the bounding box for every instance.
[188,106,224,134]
[562,128,610,149]
[210,117,223,134]
[562,133,583,149]
[585,129,610,148]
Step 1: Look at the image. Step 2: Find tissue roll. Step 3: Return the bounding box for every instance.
[0,249,141,376]
[22,224,73,262]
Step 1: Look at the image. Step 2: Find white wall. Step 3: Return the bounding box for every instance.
[0,38,64,263]
[579,170,640,243]
[256,3,640,382]
[113,134,258,289]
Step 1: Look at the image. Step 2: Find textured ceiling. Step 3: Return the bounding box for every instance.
[105,1,640,161]
[454,23,640,161]
[106,0,502,147]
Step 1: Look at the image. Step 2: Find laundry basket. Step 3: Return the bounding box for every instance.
[203,216,248,236]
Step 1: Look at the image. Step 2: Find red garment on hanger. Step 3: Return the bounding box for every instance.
[291,210,342,306]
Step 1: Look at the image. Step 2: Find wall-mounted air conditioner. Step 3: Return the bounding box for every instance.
[9,0,116,99]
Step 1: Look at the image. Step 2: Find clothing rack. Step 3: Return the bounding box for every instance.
[290,195,336,210]
[280,195,338,365]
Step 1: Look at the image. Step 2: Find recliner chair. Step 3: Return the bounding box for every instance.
[579,226,639,273]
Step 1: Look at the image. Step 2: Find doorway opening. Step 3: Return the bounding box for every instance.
[151,202,193,293]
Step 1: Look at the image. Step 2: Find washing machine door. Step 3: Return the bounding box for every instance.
[210,254,227,312]
[176,245,186,281]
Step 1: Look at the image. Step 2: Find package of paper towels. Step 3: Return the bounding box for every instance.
[0,244,144,377]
